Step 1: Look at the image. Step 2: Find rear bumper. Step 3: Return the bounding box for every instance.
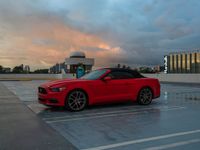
[154,94,160,99]
[153,86,160,99]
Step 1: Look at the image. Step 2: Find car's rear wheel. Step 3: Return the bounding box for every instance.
[138,87,153,105]
[65,90,88,111]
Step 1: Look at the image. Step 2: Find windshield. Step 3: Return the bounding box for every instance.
[81,69,108,80]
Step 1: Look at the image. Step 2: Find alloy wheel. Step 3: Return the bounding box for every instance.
[138,88,153,105]
[67,90,87,111]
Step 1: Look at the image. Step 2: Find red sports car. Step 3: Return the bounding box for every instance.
[38,68,160,111]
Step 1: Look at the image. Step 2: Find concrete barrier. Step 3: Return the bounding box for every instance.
[0,73,199,84]
[143,73,200,84]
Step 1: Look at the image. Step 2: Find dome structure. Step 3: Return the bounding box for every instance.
[70,51,86,58]
[65,51,94,73]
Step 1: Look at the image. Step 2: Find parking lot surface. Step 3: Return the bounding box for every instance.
[1,81,200,150]
[0,82,77,150]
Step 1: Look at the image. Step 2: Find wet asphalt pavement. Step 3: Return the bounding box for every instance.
[0,82,77,150]
[1,80,200,150]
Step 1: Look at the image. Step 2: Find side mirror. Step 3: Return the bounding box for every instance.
[103,76,112,81]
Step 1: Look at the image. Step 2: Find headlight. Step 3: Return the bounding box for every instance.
[50,87,66,92]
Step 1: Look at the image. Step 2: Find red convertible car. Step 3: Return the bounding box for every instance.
[38,68,160,111]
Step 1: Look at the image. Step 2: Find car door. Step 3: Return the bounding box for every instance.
[102,71,135,102]
[89,79,111,103]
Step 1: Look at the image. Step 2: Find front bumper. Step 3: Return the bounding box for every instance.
[38,87,66,106]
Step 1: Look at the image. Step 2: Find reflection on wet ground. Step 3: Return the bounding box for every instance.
[1,81,200,150]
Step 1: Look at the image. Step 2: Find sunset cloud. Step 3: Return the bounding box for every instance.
[0,14,119,69]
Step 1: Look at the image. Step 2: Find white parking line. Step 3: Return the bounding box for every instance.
[46,106,185,123]
[43,106,174,120]
[144,139,200,150]
[81,129,200,150]
[43,105,184,121]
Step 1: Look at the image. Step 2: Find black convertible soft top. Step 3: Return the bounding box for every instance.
[104,68,145,78]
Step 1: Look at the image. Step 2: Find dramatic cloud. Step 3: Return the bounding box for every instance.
[0,0,200,69]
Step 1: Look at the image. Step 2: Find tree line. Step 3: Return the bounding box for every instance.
[0,65,49,74]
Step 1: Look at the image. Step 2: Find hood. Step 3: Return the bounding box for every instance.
[40,78,87,88]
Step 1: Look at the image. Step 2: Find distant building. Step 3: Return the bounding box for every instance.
[49,65,55,74]
[49,62,66,74]
[55,63,60,73]
[65,51,94,73]
[152,65,164,73]
[24,65,30,73]
[153,66,160,72]
[164,50,200,73]
[49,51,95,74]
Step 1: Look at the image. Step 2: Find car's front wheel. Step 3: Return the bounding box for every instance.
[138,87,153,105]
[65,90,88,111]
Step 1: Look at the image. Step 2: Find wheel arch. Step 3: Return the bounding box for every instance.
[137,86,154,100]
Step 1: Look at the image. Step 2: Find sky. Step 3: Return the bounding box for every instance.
[0,0,200,70]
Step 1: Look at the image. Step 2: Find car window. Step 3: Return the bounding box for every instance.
[81,69,108,80]
[107,71,134,79]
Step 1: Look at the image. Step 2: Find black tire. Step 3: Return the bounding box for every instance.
[138,87,153,105]
[65,90,88,111]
